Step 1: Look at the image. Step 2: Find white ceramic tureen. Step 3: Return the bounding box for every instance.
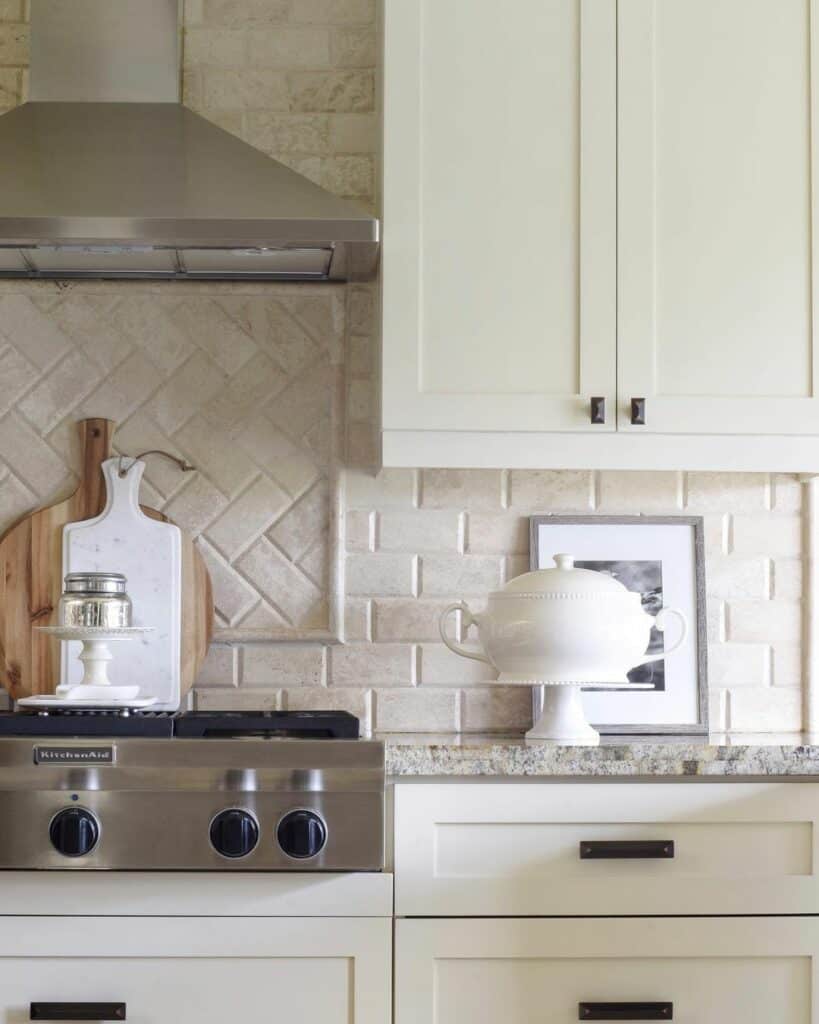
[439,553,687,685]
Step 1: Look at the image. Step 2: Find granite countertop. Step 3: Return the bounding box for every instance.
[381,733,819,777]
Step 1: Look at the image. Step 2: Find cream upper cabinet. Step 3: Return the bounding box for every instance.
[382,0,617,432]
[618,0,819,436]
[381,0,819,471]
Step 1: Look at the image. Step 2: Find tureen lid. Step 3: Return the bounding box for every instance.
[501,553,632,596]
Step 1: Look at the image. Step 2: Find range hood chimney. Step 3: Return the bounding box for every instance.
[0,0,379,280]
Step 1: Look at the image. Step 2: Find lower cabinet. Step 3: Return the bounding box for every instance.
[395,917,819,1023]
[0,916,391,1024]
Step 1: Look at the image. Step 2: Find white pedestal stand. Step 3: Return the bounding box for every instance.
[20,626,156,707]
[523,680,654,745]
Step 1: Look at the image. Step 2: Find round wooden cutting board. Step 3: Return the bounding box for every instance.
[0,418,213,702]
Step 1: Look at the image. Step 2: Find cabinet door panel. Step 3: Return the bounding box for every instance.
[0,918,391,1024]
[618,0,819,434]
[383,0,616,433]
[396,918,819,1024]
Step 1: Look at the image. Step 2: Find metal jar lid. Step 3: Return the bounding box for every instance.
[63,572,128,595]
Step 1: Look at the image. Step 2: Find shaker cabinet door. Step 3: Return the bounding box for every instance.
[618,0,819,435]
[382,0,616,435]
[395,918,819,1024]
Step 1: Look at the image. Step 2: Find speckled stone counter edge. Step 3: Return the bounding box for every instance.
[383,737,819,777]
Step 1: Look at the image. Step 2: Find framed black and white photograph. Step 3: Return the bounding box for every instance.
[529,516,708,735]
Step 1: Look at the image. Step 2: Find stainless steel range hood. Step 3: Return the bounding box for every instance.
[0,0,379,281]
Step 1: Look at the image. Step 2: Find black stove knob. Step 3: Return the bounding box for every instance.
[209,809,259,859]
[277,809,327,860]
[49,807,100,858]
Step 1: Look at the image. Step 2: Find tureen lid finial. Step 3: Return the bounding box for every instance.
[554,553,574,571]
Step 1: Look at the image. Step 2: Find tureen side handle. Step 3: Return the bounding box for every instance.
[439,602,492,665]
[640,607,688,663]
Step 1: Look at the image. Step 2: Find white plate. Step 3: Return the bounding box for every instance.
[17,695,158,710]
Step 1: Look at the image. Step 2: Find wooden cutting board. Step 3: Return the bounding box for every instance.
[0,418,213,702]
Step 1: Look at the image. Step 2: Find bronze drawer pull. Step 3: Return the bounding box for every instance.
[579,840,674,859]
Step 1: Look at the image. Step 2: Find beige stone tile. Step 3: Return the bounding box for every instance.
[708,689,728,732]
[206,475,290,560]
[290,0,376,24]
[203,0,289,24]
[708,599,726,644]
[707,643,770,687]
[726,600,802,647]
[268,479,329,560]
[346,468,415,509]
[420,554,502,597]
[467,514,529,555]
[0,344,36,418]
[144,351,225,435]
[374,688,459,733]
[164,474,229,536]
[184,26,246,64]
[287,70,374,112]
[421,469,503,510]
[0,2,23,22]
[237,537,324,626]
[686,472,770,511]
[772,645,801,688]
[76,351,162,424]
[0,295,71,370]
[345,509,374,553]
[347,377,373,420]
[731,515,802,557]
[194,644,237,687]
[771,474,803,512]
[504,555,529,582]
[346,553,415,597]
[329,642,412,686]
[242,644,325,687]
[171,297,258,375]
[772,558,803,600]
[330,26,376,66]
[329,113,376,153]
[346,420,379,468]
[343,598,371,641]
[203,68,289,110]
[377,510,459,553]
[461,687,532,733]
[198,539,259,626]
[372,599,452,643]
[174,414,257,499]
[706,555,770,600]
[282,686,371,732]
[195,687,281,710]
[244,112,330,155]
[0,67,19,103]
[17,352,99,435]
[0,468,35,535]
[419,644,496,685]
[597,471,682,511]
[0,412,70,498]
[728,686,801,732]
[702,514,729,557]
[508,469,593,511]
[248,27,330,67]
[202,353,288,433]
[236,416,319,498]
[0,21,27,64]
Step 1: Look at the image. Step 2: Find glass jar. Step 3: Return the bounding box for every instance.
[58,572,132,629]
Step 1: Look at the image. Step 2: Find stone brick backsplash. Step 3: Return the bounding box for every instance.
[0,3,808,734]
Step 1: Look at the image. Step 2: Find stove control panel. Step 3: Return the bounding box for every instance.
[49,807,100,858]
[209,809,259,859]
[277,809,327,860]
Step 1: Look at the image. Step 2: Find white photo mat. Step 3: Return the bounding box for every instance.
[530,516,708,735]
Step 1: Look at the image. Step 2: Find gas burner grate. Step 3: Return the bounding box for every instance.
[173,710,360,739]
[0,710,174,738]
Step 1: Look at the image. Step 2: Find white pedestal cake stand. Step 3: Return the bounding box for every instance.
[17,626,157,709]
[503,679,653,745]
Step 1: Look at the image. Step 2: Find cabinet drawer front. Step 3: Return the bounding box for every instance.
[0,918,391,1024]
[395,782,819,915]
[396,917,819,1024]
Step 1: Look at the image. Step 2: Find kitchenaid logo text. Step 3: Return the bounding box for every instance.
[34,746,115,765]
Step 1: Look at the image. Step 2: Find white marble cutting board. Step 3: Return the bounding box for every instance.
[60,458,182,709]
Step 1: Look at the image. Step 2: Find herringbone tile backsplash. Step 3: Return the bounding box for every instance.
[0,0,806,734]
